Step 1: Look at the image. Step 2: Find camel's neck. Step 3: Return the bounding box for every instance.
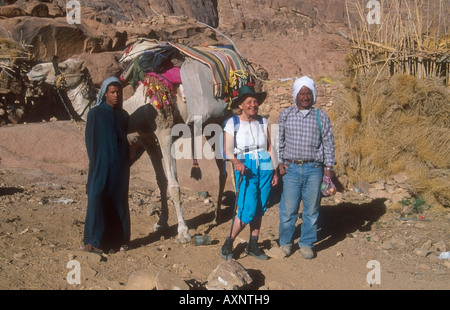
[123,83,147,115]
[122,83,188,123]
[65,76,96,121]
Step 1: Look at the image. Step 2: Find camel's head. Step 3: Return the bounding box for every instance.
[28,58,86,89]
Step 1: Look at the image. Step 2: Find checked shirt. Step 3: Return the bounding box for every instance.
[278,106,336,167]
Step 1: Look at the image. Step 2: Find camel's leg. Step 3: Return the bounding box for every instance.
[127,133,145,165]
[138,132,170,232]
[190,124,202,180]
[213,158,227,225]
[156,128,191,244]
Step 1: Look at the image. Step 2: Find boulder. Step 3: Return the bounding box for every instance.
[155,269,189,290]
[206,259,252,290]
[125,267,189,290]
[125,269,158,290]
[0,5,27,18]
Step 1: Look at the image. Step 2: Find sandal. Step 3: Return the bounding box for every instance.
[79,244,103,254]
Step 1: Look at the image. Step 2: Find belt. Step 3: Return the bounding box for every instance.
[285,159,316,165]
[235,145,263,154]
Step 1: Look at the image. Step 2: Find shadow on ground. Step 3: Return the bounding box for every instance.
[314,198,387,253]
[0,187,24,196]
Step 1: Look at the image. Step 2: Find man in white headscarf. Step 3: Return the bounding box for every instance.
[277,76,336,259]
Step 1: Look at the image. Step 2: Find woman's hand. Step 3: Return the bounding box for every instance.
[271,170,279,186]
[233,160,246,175]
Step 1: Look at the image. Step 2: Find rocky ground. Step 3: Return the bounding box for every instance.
[0,121,449,292]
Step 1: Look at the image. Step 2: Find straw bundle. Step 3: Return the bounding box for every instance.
[344,0,449,86]
[0,34,32,94]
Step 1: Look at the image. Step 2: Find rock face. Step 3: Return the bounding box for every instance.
[1,0,353,76]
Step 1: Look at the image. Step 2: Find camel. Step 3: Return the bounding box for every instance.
[26,58,97,122]
[27,46,251,243]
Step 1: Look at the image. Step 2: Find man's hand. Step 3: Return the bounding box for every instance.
[278,163,288,175]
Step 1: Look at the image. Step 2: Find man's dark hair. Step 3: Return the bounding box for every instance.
[107,81,122,89]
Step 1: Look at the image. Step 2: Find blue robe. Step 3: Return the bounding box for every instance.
[84,101,130,251]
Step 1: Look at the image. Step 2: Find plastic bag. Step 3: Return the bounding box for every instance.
[321,175,337,197]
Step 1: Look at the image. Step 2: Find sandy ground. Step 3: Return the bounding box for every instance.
[0,121,449,294]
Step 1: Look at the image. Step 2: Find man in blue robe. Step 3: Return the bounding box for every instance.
[81,77,131,253]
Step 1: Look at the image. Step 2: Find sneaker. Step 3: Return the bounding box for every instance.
[280,244,292,257]
[299,246,314,259]
[246,239,269,260]
[221,238,233,260]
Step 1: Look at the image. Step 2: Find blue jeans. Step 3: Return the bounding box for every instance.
[278,162,323,248]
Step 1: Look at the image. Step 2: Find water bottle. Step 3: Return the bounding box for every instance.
[193,235,211,246]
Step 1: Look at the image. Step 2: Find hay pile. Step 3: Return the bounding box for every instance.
[0,37,31,93]
[0,34,33,124]
[330,73,449,208]
[331,0,449,208]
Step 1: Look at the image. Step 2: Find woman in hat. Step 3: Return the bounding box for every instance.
[221,85,279,260]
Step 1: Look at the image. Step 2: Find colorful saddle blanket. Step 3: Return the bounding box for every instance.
[120,39,254,106]
[169,42,252,100]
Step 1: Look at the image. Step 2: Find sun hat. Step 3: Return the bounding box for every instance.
[231,85,267,108]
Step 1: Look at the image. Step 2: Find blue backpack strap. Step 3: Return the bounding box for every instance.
[231,114,240,152]
[256,114,264,125]
[222,115,239,160]
[317,109,322,142]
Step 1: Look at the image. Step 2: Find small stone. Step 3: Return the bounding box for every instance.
[413,248,430,257]
[266,246,287,259]
[380,241,395,250]
[13,253,26,259]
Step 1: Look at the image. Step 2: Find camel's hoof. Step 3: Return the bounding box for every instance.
[153,222,168,232]
[174,234,192,244]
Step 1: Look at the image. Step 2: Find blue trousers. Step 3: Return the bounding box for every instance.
[278,162,323,248]
[235,151,274,224]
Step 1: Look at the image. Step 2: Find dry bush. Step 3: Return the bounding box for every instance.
[331,73,449,207]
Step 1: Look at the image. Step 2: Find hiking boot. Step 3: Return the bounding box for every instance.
[280,244,292,257]
[299,246,314,259]
[221,238,233,260]
[246,238,269,260]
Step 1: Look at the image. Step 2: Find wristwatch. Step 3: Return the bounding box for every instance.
[325,166,334,171]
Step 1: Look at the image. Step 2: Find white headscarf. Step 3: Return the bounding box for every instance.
[96,76,122,106]
[292,76,317,105]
